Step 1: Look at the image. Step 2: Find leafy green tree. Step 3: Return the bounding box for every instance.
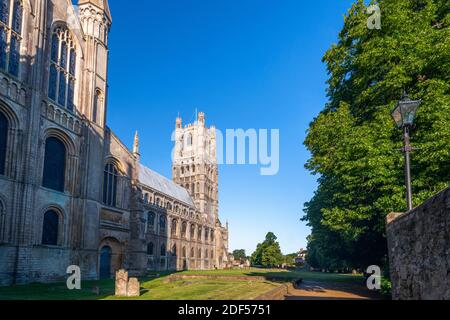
[232,249,247,262]
[284,253,298,266]
[303,0,450,270]
[251,233,284,268]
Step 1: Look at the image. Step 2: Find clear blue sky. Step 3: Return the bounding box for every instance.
[100,0,355,255]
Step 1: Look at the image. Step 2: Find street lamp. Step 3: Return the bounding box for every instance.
[391,91,422,211]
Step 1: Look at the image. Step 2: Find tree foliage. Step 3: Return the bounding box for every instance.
[232,249,247,262]
[251,232,284,268]
[303,0,450,270]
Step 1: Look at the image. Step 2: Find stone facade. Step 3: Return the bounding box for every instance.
[386,187,450,300]
[0,0,229,286]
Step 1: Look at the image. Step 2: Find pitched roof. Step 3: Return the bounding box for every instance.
[138,164,194,206]
[78,0,111,21]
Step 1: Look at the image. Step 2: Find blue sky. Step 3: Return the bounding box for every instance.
[101,0,355,255]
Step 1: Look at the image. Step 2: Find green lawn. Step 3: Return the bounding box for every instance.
[0,268,365,300]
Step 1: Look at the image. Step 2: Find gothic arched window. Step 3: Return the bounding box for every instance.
[197,226,202,241]
[147,242,154,256]
[191,247,195,258]
[198,248,202,259]
[182,247,187,258]
[103,163,119,207]
[0,111,7,175]
[190,224,195,240]
[205,228,209,242]
[48,27,77,111]
[160,243,166,257]
[181,221,187,238]
[186,133,192,146]
[0,200,5,242]
[171,244,177,257]
[171,219,177,236]
[0,0,23,77]
[42,137,66,192]
[147,212,155,230]
[159,215,166,234]
[42,210,59,246]
[93,89,103,124]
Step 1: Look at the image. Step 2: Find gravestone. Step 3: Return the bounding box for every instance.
[127,278,141,297]
[115,269,129,297]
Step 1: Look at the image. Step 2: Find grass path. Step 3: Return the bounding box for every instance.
[0,269,366,300]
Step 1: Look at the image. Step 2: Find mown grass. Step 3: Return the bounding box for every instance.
[0,268,364,300]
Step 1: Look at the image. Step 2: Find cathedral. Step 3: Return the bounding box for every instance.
[0,0,229,286]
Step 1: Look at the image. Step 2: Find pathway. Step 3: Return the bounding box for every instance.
[285,280,382,300]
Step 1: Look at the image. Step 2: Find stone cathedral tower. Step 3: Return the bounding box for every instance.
[173,112,219,225]
[78,0,112,128]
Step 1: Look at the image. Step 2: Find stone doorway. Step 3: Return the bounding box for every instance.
[98,237,123,279]
[99,246,112,279]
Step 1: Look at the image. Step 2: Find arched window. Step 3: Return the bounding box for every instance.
[93,89,103,124]
[0,200,5,242]
[205,228,209,242]
[147,212,155,233]
[42,210,59,246]
[0,0,22,77]
[103,163,119,207]
[210,229,214,242]
[147,242,154,255]
[205,249,208,259]
[42,137,66,192]
[171,244,177,257]
[190,224,195,240]
[144,193,149,204]
[171,219,177,236]
[48,27,76,111]
[182,247,187,258]
[186,133,192,146]
[198,248,202,259]
[181,222,187,238]
[159,215,166,234]
[160,243,166,257]
[190,247,195,258]
[0,111,7,175]
[211,250,214,259]
[197,226,202,240]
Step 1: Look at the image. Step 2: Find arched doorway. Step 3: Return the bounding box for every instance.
[99,246,112,279]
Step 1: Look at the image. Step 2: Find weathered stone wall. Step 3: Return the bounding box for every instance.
[386,187,450,300]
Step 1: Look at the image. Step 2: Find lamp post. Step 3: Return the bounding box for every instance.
[391,92,422,211]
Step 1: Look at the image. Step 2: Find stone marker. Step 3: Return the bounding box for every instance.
[115,269,129,297]
[127,278,141,297]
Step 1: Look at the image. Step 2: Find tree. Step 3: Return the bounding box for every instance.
[303,0,450,270]
[251,233,284,268]
[232,249,247,262]
[283,253,298,266]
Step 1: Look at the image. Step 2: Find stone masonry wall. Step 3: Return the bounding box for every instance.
[386,187,450,300]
